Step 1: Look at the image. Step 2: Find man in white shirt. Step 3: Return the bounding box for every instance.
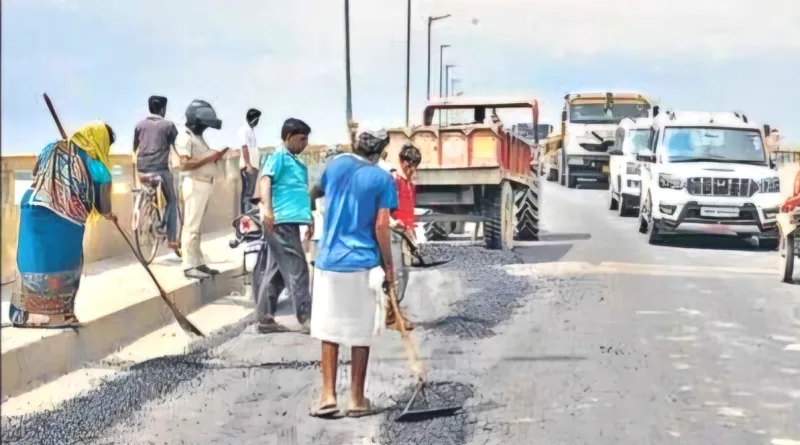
[238,108,262,213]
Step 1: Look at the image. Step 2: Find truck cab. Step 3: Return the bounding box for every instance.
[636,110,781,246]
[608,117,652,216]
[546,91,654,188]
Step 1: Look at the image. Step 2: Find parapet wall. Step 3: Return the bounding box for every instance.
[1,144,341,283]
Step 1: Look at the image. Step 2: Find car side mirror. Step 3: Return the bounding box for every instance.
[561,110,567,122]
[636,149,655,162]
[653,105,660,117]
[763,124,771,136]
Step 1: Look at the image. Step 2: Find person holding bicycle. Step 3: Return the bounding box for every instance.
[133,95,181,255]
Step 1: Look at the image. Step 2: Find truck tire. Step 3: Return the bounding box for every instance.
[423,222,449,241]
[781,232,795,283]
[547,168,558,182]
[514,186,539,241]
[483,181,514,250]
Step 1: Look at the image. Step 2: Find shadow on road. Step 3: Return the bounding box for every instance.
[513,244,574,264]
[501,355,587,362]
[656,235,777,252]
[539,232,592,242]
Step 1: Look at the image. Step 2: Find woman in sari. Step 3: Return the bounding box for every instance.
[9,121,118,328]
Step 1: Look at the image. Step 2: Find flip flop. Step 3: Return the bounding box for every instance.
[309,402,341,419]
[347,398,377,418]
[257,321,292,334]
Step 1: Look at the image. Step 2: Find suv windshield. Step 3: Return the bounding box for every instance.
[624,129,650,154]
[570,103,650,124]
[662,127,766,164]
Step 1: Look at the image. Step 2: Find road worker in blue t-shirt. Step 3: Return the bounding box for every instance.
[253,118,314,334]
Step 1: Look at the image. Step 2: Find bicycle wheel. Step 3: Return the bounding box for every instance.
[134,198,162,265]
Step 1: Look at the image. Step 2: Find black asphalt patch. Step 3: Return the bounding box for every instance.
[1,317,257,445]
[417,244,531,339]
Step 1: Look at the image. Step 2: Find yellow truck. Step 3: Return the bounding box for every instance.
[543,92,656,188]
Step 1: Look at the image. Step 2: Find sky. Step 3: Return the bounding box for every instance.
[2,0,800,155]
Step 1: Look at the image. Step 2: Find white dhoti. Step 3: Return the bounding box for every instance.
[310,267,386,347]
[181,176,214,269]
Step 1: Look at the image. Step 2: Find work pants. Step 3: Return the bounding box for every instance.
[181,176,214,269]
[252,224,311,321]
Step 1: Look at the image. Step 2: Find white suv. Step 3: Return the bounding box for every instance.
[637,111,781,246]
[608,117,651,216]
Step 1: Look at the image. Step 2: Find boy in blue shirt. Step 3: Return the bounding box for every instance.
[254,118,314,334]
[307,130,398,418]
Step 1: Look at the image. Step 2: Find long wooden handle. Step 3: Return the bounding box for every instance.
[388,284,425,381]
[43,93,68,139]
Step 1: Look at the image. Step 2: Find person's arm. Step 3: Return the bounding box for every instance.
[377,174,400,281]
[258,175,274,232]
[88,161,116,222]
[133,126,140,154]
[258,152,285,231]
[376,208,394,282]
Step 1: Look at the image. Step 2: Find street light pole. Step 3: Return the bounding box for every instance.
[344,0,355,145]
[404,0,411,126]
[445,64,456,97]
[438,44,450,99]
[426,14,450,101]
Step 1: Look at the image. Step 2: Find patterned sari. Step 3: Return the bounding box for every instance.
[10,122,112,328]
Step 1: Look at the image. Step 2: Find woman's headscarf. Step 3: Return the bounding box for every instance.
[70,120,113,223]
[69,120,113,173]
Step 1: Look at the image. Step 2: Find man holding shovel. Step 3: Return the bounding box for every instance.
[308,130,398,418]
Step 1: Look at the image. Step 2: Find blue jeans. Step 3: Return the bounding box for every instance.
[138,170,179,244]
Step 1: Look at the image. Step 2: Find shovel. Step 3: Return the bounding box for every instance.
[390,227,451,268]
[387,283,463,422]
[42,93,204,338]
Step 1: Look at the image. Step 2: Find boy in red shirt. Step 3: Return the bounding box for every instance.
[391,144,422,244]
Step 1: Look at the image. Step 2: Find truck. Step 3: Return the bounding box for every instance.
[385,97,543,250]
[543,91,654,188]
[636,110,782,247]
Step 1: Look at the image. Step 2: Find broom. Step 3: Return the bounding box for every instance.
[42,93,204,337]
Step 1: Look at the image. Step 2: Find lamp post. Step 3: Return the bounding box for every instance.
[445,64,457,97]
[404,0,411,126]
[344,0,356,145]
[438,44,450,99]
[427,14,451,101]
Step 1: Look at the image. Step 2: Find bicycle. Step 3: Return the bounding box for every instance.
[132,173,182,265]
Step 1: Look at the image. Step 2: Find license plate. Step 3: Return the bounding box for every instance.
[700,207,739,217]
[602,165,609,173]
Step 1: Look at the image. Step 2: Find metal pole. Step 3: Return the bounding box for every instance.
[426,15,450,101]
[404,0,411,126]
[344,0,354,142]
[439,44,449,98]
[426,18,432,101]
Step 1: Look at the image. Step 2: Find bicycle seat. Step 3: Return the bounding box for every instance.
[138,175,162,189]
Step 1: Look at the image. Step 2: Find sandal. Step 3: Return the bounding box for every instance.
[11,313,82,329]
[309,402,341,419]
[347,398,378,418]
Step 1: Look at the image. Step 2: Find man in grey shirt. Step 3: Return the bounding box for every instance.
[133,95,181,254]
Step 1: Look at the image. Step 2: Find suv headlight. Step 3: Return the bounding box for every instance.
[658,173,684,190]
[759,177,780,194]
[626,162,641,175]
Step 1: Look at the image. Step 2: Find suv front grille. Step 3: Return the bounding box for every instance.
[686,177,757,197]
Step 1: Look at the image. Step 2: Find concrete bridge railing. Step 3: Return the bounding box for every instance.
[0,144,344,283]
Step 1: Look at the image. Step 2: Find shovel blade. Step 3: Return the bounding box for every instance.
[395,405,462,422]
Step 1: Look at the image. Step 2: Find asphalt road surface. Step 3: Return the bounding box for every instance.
[3,181,799,445]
